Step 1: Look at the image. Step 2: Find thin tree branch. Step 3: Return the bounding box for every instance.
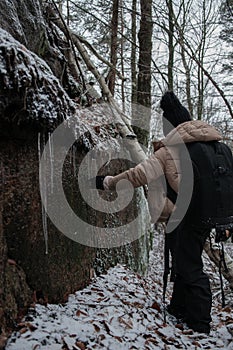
[226,0,233,16]
[50,0,87,91]
[48,6,147,163]
[68,0,138,50]
[174,21,233,119]
[77,35,127,81]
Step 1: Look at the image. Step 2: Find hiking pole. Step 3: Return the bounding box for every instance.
[162,179,178,323]
[219,242,229,308]
[163,234,170,323]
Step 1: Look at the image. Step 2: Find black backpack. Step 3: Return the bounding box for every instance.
[181,140,233,241]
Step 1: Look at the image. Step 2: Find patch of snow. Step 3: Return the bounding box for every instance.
[5,230,233,350]
[0,28,75,124]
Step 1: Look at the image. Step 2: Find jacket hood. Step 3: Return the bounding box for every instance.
[162,120,222,146]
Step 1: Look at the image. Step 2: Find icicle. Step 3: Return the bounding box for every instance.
[92,158,97,178]
[1,160,5,191]
[38,132,49,255]
[38,132,41,163]
[87,154,91,179]
[48,133,54,193]
[42,204,48,255]
[72,145,76,176]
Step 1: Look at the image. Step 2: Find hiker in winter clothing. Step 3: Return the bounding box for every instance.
[102,91,224,334]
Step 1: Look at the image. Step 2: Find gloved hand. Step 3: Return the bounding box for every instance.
[103,176,114,190]
[88,175,114,190]
[95,175,106,190]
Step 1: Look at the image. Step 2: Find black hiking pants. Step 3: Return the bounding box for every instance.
[169,223,212,332]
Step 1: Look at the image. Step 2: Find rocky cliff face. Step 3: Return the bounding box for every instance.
[0,0,152,342]
[0,0,45,53]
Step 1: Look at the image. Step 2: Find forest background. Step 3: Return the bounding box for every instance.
[55,0,233,146]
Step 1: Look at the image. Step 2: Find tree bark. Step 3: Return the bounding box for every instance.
[107,0,119,95]
[137,0,152,108]
[178,1,194,118]
[133,0,153,147]
[167,0,174,91]
[120,0,126,111]
[131,0,137,106]
[66,0,70,26]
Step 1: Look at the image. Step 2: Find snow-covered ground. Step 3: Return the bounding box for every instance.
[6,231,233,350]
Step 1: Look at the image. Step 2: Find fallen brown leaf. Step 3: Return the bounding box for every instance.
[93,323,101,332]
[222,306,232,313]
[151,301,161,313]
[97,334,105,342]
[226,317,233,325]
[27,323,38,331]
[182,329,194,335]
[19,327,28,334]
[75,341,86,350]
[76,310,88,317]
[145,337,158,345]
[118,316,133,329]
[192,340,201,347]
[114,336,123,343]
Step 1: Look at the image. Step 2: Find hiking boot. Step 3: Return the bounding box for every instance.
[186,322,210,334]
[166,305,186,321]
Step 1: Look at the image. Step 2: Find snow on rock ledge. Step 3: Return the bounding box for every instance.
[0,28,75,128]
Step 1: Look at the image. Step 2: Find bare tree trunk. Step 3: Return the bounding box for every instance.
[107,0,119,95]
[131,0,137,106]
[167,0,174,91]
[137,0,152,109]
[120,0,125,112]
[179,1,194,118]
[66,0,70,26]
[134,0,153,147]
[197,0,207,120]
[180,43,193,118]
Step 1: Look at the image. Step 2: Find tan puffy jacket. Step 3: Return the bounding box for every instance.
[107,120,222,223]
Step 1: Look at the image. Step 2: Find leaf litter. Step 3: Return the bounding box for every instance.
[6,230,233,350]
